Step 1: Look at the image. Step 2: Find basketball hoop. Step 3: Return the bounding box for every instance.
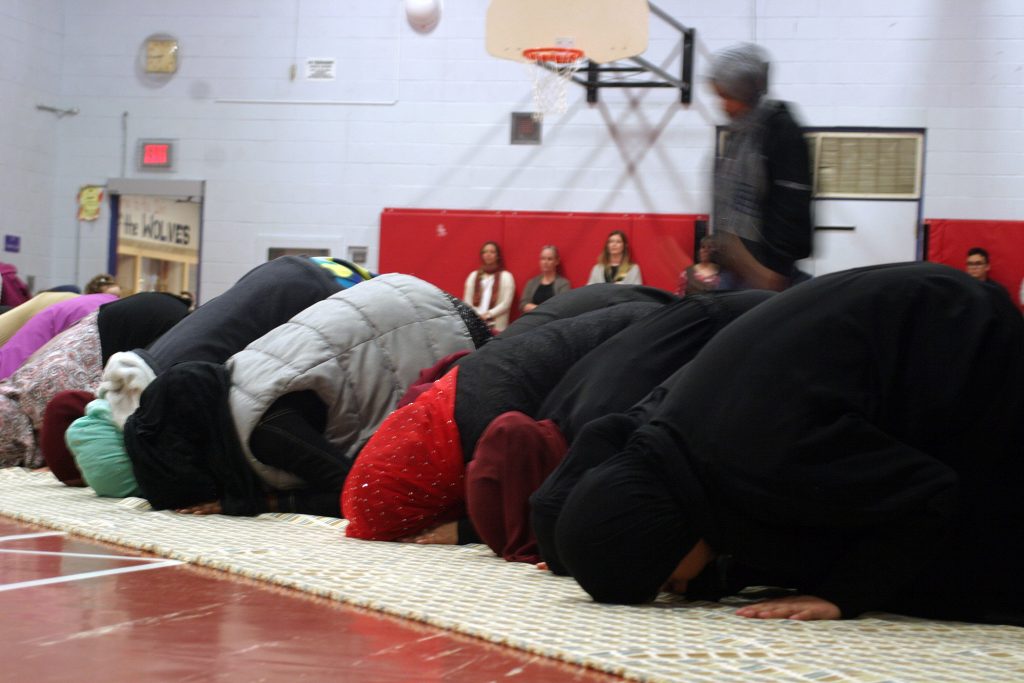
[522,47,585,121]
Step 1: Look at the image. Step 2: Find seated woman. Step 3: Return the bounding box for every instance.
[676,235,731,296]
[341,299,668,544]
[519,245,571,314]
[0,292,118,379]
[586,230,642,285]
[114,273,491,517]
[466,289,773,564]
[0,292,190,468]
[549,262,1024,625]
[463,241,515,333]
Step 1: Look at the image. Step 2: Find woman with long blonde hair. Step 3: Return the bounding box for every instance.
[586,230,642,285]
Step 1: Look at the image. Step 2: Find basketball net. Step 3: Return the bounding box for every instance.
[523,47,585,121]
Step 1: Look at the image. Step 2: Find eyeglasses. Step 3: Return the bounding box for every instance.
[966,260,987,267]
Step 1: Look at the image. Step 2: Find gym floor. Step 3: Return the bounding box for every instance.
[0,518,619,682]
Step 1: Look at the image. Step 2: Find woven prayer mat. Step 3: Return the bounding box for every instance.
[1,468,1022,682]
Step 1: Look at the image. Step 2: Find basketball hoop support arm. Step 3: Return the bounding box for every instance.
[573,3,695,105]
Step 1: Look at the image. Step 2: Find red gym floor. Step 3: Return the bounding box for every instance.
[0,518,619,682]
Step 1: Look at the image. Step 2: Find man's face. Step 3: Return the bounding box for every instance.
[966,254,990,281]
[712,83,751,120]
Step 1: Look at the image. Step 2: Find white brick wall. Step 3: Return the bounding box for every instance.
[0,0,64,290]
[0,1,1021,298]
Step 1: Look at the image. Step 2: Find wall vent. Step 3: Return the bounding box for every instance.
[807,132,923,199]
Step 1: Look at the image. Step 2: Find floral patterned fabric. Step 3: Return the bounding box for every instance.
[0,312,103,468]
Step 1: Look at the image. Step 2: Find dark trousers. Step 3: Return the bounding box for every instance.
[248,390,350,516]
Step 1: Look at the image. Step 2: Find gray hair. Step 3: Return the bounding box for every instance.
[709,43,770,106]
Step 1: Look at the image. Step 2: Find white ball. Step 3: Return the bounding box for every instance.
[405,0,442,34]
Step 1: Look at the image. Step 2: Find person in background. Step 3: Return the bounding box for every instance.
[586,230,642,285]
[84,273,121,297]
[965,247,1010,299]
[710,43,812,291]
[464,241,515,332]
[677,236,731,296]
[519,245,571,314]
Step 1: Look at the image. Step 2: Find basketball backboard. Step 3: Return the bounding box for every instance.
[485,0,649,65]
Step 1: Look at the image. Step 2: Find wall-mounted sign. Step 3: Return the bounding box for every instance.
[138,139,175,171]
[305,58,336,80]
[118,194,199,256]
[4,235,20,253]
[77,185,104,221]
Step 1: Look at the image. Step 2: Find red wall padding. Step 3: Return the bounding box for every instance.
[926,219,1024,311]
[380,209,704,316]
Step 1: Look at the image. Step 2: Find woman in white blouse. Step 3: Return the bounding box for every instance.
[464,241,515,332]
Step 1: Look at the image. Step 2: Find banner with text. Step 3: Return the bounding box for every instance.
[118,194,200,257]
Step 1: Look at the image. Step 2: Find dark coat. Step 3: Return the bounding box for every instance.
[555,263,1024,622]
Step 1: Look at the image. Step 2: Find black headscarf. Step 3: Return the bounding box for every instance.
[530,291,773,574]
[123,361,263,515]
[554,427,702,605]
[96,292,190,365]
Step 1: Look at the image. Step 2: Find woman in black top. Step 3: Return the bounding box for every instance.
[519,245,571,314]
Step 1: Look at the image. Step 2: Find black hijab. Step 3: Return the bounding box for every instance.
[554,427,703,605]
[96,292,190,365]
[123,361,264,515]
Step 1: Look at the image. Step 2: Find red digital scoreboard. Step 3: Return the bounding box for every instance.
[138,139,175,170]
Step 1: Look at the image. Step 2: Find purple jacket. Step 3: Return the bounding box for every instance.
[0,293,117,379]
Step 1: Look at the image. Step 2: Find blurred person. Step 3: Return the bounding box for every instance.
[519,245,571,314]
[710,43,812,291]
[965,247,1010,299]
[586,230,642,285]
[464,241,515,332]
[84,273,121,297]
[677,235,732,296]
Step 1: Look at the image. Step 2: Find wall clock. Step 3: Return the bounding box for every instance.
[144,36,179,74]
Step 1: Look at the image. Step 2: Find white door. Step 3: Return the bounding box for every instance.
[797,200,920,277]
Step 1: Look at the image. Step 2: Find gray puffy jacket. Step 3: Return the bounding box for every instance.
[227,273,478,488]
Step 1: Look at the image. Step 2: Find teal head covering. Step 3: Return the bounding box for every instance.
[66,399,141,498]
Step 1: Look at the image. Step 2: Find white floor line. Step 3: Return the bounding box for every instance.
[0,548,173,562]
[0,559,183,592]
[0,532,66,543]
